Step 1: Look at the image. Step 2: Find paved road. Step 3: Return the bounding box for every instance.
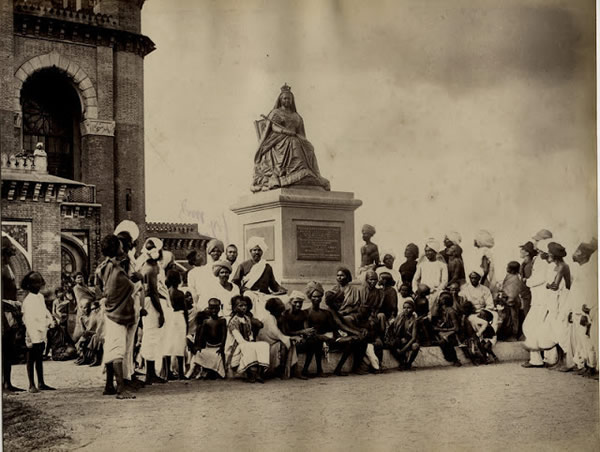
[5,361,599,451]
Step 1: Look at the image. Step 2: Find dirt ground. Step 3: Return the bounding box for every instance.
[3,361,599,452]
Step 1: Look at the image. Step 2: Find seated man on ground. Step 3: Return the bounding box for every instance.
[384,299,420,370]
[461,301,498,365]
[432,292,462,366]
[191,298,227,379]
[75,300,104,366]
[324,284,370,376]
[224,295,270,383]
[343,305,384,373]
[282,291,317,379]
[303,281,339,378]
[414,284,434,346]
[459,272,494,313]
[257,297,297,379]
[378,272,398,322]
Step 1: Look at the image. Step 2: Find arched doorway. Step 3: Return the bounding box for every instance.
[20,67,82,180]
[61,233,89,282]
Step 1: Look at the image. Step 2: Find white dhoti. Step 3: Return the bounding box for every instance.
[162,310,187,357]
[123,286,143,379]
[194,343,226,378]
[523,286,558,365]
[102,316,128,364]
[364,343,380,370]
[244,291,269,321]
[140,297,164,362]
[229,340,270,374]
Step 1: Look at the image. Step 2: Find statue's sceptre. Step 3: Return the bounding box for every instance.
[260,114,308,141]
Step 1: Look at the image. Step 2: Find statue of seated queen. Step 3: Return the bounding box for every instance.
[251,84,330,192]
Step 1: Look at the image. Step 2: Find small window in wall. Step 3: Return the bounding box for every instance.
[126,189,132,212]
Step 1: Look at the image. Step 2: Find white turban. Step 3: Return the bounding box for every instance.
[289,290,306,302]
[425,238,440,253]
[114,220,140,241]
[143,237,163,251]
[475,230,494,248]
[445,231,462,245]
[246,236,268,253]
[138,237,163,262]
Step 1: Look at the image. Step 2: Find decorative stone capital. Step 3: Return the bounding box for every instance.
[80,119,116,137]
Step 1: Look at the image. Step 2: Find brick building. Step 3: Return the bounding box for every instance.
[0,1,200,291]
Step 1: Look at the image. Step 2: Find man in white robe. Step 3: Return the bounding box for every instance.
[522,230,557,367]
[187,239,225,313]
[412,238,448,313]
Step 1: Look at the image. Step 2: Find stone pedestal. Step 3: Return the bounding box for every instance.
[231,187,362,291]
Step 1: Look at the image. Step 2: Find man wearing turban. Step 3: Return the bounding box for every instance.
[568,239,598,375]
[206,239,225,261]
[113,220,145,388]
[440,231,462,263]
[535,242,570,365]
[412,239,448,312]
[376,250,401,289]
[521,230,558,368]
[231,236,286,321]
[358,224,380,278]
[473,230,496,295]
[188,238,226,314]
[459,272,494,313]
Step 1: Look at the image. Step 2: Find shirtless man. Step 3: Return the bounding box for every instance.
[344,306,383,373]
[194,298,228,379]
[359,224,380,276]
[282,292,316,379]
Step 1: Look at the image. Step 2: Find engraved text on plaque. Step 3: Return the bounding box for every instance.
[296,225,341,261]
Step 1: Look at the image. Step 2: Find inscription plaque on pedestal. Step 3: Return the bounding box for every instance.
[296,225,341,261]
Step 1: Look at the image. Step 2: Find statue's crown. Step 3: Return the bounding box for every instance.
[280,83,292,93]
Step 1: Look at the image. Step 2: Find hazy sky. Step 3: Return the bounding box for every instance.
[141,0,596,271]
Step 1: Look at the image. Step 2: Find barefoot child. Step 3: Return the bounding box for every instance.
[192,298,227,379]
[165,270,188,380]
[225,295,270,383]
[21,271,55,392]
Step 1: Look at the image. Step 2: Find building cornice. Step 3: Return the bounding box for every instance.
[14,3,156,57]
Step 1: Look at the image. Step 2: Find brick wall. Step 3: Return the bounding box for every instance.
[96,45,114,120]
[95,0,141,34]
[2,199,62,292]
[113,50,145,233]
[81,134,115,236]
[13,36,98,89]
[61,207,102,275]
[0,1,14,155]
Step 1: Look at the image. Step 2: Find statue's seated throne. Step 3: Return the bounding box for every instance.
[254,118,269,142]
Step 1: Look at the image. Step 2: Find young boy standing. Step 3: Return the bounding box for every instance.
[21,271,55,393]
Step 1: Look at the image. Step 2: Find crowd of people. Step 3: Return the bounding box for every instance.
[1,222,598,399]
